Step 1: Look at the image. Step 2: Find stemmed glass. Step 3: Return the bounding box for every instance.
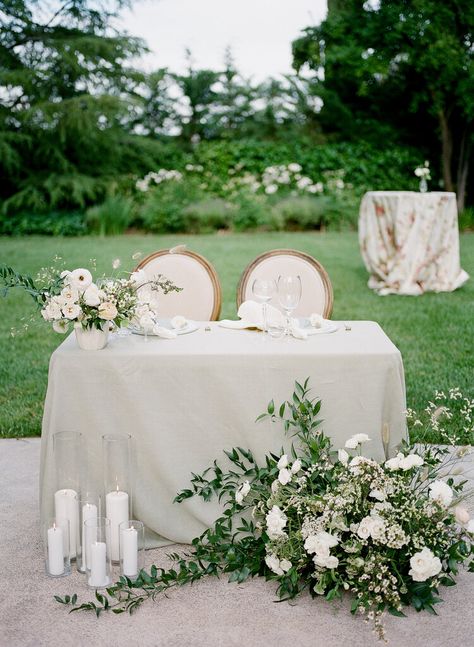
[277,275,302,336]
[252,278,276,334]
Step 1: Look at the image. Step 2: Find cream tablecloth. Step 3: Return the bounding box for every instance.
[359,191,469,295]
[40,322,407,545]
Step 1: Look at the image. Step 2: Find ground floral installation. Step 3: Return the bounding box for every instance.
[56,380,474,640]
[0,257,181,335]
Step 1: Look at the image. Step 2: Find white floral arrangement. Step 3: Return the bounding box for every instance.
[414,160,431,180]
[0,261,181,335]
[58,380,474,640]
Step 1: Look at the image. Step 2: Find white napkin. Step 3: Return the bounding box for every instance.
[219,300,308,340]
[152,324,177,339]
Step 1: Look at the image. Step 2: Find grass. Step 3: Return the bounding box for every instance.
[0,231,473,441]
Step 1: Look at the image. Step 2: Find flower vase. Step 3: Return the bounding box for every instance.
[419,178,428,193]
[75,325,109,351]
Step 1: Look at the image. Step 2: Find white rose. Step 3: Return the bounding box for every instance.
[265,505,287,539]
[369,515,386,540]
[429,480,453,507]
[279,559,292,572]
[41,301,62,321]
[277,455,289,469]
[62,303,82,320]
[345,433,371,449]
[171,315,187,330]
[60,286,79,304]
[409,547,442,582]
[338,449,349,465]
[304,532,338,557]
[265,553,283,575]
[52,320,69,334]
[96,301,117,321]
[385,452,404,471]
[278,468,291,485]
[291,459,302,474]
[399,454,424,470]
[313,554,339,569]
[455,506,470,525]
[68,268,92,292]
[83,283,101,307]
[369,489,386,501]
[309,313,324,328]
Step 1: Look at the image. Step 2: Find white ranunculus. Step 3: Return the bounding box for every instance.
[62,303,82,320]
[429,480,453,507]
[309,313,324,328]
[345,433,370,449]
[265,505,287,539]
[304,531,339,557]
[338,449,349,465]
[291,459,302,474]
[60,286,79,303]
[466,519,474,534]
[399,453,424,470]
[369,489,386,501]
[409,547,442,582]
[83,283,101,307]
[41,301,62,321]
[384,452,404,470]
[171,315,187,330]
[455,506,470,525]
[277,454,289,469]
[68,268,92,292]
[356,517,373,540]
[60,270,71,281]
[278,468,291,485]
[369,515,386,541]
[98,301,118,321]
[52,320,69,334]
[313,554,339,569]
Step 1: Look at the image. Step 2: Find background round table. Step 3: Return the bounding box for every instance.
[359,191,469,295]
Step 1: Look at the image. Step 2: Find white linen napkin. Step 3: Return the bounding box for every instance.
[219,300,308,339]
[152,324,177,339]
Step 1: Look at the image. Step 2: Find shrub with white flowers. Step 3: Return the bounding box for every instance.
[57,380,474,641]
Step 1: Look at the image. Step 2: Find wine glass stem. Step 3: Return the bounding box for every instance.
[285,309,292,335]
[262,302,268,334]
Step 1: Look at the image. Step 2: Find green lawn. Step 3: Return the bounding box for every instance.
[0,232,473,440]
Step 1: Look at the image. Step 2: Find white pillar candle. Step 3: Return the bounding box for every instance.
[88,542,108,587]
[81,503,98,570]
[121,525,138,577]
[106,490,129,561]
[54,489,78,558]
[47,524,64,576]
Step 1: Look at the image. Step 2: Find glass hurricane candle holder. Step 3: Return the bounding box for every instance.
[43,517,71,578]
[102,433,133,563]
[53,431,83,560]
[84,517,112,589]
[119,520,145,579]
[77,493,101,573]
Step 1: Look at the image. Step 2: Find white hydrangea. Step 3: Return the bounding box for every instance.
[266,505,287,539]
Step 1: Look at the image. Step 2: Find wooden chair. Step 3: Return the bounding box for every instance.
[237,249,333,318]
[135,249,222,320]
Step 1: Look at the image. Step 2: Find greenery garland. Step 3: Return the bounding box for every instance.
[56,380,474,639]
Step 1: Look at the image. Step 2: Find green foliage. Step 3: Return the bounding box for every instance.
[182,199,235,233]
[0,211,87,236]
[231,191,273,231]
[86,196,133,236]
[139,180,205,233]
[271,195,348,231]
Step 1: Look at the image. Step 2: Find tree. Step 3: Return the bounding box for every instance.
[293,0,474,209]
[0,0,147,211]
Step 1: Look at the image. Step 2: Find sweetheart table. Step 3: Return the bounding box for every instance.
[359,191,469,295]
[40,321,407,546]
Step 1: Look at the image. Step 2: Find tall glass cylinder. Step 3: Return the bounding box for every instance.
[43,517,71,577]
[53,431,83,560]
[84,517,112,588]
[119,520,145,579]
[102,433,132,563]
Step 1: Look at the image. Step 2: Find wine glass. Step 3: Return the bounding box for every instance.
[252,278,276,334]
[277,275,302,336]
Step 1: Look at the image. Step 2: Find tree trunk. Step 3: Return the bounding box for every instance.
[438,110,454,192]
[456,128,471,212]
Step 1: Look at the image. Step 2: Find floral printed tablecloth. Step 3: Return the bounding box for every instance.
[359,191,469,295]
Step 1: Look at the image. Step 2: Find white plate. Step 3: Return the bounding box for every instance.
[298,318,340,335]
[131,319,199,336]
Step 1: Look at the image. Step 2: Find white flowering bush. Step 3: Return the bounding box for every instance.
[57,380,474,639]
[0,262,181,334]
